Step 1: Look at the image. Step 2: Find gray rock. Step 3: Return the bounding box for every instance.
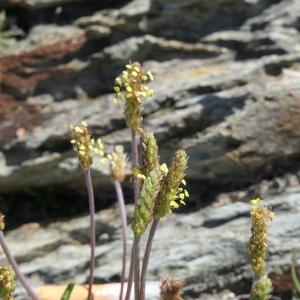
[2,187,299,299]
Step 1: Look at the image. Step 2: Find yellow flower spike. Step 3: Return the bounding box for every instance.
[181,179,186,185]
[70,123,94,169]
[81,121,88,127]
[0,265,15,300]
[248,199,275,278]
[113,61,155,132]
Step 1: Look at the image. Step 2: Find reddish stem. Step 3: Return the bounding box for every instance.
[84,168,96,300]
[0,231,40,300]
[114,180,128,300]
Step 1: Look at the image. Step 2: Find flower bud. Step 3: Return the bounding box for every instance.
[140,132,160,177]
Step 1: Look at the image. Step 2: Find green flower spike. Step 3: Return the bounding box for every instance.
[131,168,163,237]
[251,276,273,300]
[0,265,15,300]
[113,62,154,133]
[140,132,160,177]
[153,149,189,220]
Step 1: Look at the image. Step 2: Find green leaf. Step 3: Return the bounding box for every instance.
[0,11,6,31]
[291,251,300,296]
[60,283,75,300]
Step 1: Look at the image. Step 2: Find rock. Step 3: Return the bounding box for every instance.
[0,0,106,10]
[1,187,300,299]
[5,25,85,55]
[146,0,279,41]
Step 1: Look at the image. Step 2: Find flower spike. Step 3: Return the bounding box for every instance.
[113,62,154,132]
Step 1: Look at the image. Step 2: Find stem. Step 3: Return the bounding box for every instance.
[84,168,96,300]
[131,129,141,300]
[125,129,141,300]
[133,236,140,300]
[114,180,128,300]
[139,220,159,300]
[0,231,39,300]
[124,245,134,300]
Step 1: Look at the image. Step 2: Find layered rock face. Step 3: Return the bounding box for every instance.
[1,0,300,298]
[2,188,300,299]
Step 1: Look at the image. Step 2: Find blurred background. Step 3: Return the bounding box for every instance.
[1,0,300,299]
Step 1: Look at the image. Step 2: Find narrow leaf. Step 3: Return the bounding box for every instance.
[291,251,300,296]
[60,283,75,300]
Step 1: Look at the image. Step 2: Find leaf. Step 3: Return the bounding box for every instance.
[0,11,6,31]
[60,283,75,300]
[291,251,300,296]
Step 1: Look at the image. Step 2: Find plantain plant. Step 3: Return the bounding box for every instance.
[112,62,189,300]
[0,61,189,300]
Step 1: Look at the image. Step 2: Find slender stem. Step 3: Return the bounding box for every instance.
[114,180,128,300]
[133,236,140,300]
[84,168,96,300]
[124,244,135,300]
[131,129,141,300]
[0,231,39,300]
[139,220,159,300]
[125,129,141,300]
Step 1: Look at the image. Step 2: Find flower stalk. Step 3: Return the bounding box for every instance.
[108,145,129,300]
[114,180,128,300]
[139,149,188,300]
[113,62,189,300]
[84,168,96,300]
[70,122,104,300]
[139,220,159,300]
[0,215,39,300]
